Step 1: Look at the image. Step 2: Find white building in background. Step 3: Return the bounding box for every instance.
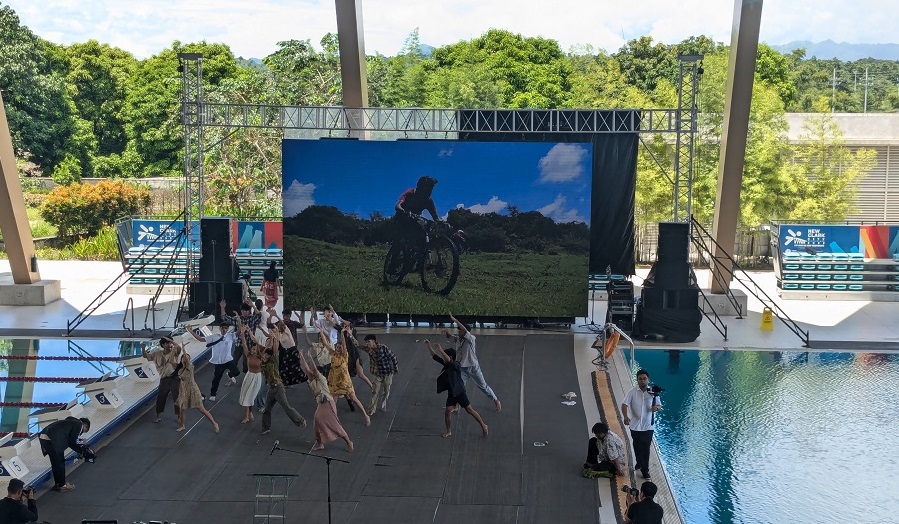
[785,113,899,222]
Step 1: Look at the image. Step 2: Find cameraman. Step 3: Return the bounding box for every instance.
[0,478,38,522]
[38,416,91,492]
[621,369,661,481]
[624,481,663,524]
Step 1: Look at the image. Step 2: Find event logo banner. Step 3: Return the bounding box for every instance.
[282,139,592,317]
[780,224,899,258]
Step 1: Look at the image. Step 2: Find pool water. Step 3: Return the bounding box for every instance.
[0,338,143,434]
[631,349,899,524]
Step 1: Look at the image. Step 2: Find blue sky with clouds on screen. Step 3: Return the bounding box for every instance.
[2,0,894,59]
[282,139,593,224]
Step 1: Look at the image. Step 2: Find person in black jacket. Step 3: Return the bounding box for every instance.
[38,416,90,492]
[0,478,38,522]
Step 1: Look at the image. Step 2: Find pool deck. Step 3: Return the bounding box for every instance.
[1,260,896,523]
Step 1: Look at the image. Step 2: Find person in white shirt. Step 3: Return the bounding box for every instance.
[443,314,501,412]
[187,321,240,401]
[621,369,662,481]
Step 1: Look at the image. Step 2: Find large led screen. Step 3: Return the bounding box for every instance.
[282,139,591,318]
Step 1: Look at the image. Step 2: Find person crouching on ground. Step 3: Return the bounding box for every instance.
[583,422,626,478]
[38,416,91,492]
[424,340,488,438]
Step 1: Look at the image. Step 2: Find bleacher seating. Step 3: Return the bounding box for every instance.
[125,246,283,288]
[777,251,899,294]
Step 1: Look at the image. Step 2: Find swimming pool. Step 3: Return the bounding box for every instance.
[0,338,143,434]
[631,349,899,524]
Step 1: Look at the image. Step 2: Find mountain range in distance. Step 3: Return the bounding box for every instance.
[771,40,899,61]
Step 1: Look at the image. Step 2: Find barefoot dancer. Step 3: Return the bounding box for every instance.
[260,327,307,435]
[322,327,370,426]
[424,339,488,439]
[298,342,353,452]
[173,338,220,434]
[236,319,263,424]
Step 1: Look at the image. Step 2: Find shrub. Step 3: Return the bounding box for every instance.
[70,226,120,260]
[50,154,82,185]
[22,193,48,208]
[40,180,151,236]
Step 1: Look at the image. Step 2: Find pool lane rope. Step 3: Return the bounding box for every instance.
[0,355,123,361]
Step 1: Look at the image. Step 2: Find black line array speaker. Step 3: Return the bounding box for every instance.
[199,218,235,283]
[641,287,699,310]
[653,260,691,289]
[188,281,243,318]
[658,222,689,262]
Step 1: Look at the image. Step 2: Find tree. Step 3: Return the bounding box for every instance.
[123,41,239,178]
[0,5,75,174]
[63,40,137,165]
[424,29,571,108]
[263,35,342,105]
[787,112,877,221]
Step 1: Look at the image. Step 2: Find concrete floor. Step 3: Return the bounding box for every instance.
[1,259,896,523]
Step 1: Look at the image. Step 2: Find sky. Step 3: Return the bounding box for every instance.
[281,139,593,224]
[2,0,895,59]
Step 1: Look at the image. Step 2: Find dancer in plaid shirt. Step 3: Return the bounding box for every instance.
[362,334,398,416]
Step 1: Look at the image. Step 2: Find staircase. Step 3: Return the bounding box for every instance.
[690,217,810,347]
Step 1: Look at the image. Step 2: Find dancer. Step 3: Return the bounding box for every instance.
[141,337,182,423]
[341,320,374,411]
[236,320,264,424]
[299,347,353,452]
[260,328,307,435]
[174,341,220,433]
[186,321,240,402]
[321,326,370,425]
[261,261,280,309]
[363,334,398,416]
[269,310,307,387]
[444,314,501,412]
[424,339,488,439]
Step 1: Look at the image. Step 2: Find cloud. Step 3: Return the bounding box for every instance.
[283,180,316,217]
[4,1,896,61]
[538,194,586,223]
[537,143,589,184]
[463,196,508,215]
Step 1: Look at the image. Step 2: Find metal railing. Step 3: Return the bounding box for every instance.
[690,217,810,347]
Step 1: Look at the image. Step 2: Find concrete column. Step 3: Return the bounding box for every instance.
[0,90,39,284]
[709,0,763,294]
[335,0,369,138]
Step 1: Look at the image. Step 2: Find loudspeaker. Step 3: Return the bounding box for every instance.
[199,218,234,282]
[189,281,243,318]
[658,222,689,261]
[652,260,691,289]
[641,287,699,310]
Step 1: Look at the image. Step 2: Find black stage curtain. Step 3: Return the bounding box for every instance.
[459,109,638,276]
[589,132,637,276]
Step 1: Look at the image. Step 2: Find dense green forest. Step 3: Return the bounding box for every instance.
[0,5,894,226]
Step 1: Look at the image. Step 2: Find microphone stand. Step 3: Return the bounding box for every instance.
[272,443,349,524]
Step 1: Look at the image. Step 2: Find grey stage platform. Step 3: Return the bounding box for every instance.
[35,333,600,524]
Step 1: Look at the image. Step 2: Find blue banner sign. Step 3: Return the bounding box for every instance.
[778,224,861,255]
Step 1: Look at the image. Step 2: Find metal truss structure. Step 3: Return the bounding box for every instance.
[179,53,204,286]
[177,53,701,217]
[673,55,704,222]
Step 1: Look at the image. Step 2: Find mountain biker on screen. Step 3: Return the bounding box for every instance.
[394,176,441,249]
[395,175,440,221]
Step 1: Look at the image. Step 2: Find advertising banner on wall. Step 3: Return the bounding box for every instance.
[282,138,592,318]
[779,224,899,258]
